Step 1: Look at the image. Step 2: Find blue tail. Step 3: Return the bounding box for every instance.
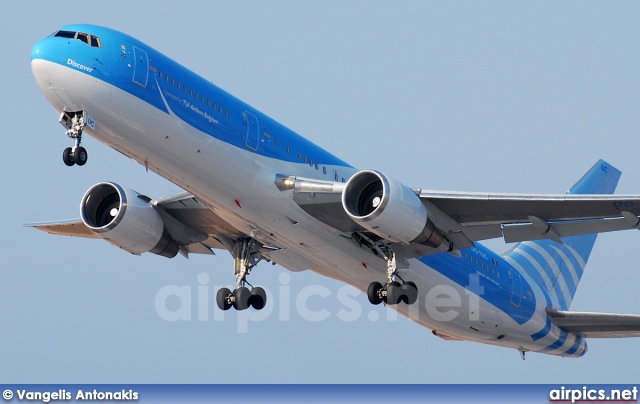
[504,160,621,310]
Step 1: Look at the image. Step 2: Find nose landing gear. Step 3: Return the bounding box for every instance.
[59,111,88,166]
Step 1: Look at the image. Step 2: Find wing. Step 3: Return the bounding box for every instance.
[27,219,101,238]
[420,190,640,244]
[547,309,640,338]
[26,192,243,256]
[281,161,640,250]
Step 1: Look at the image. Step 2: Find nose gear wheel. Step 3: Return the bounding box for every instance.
[59,111,89,166]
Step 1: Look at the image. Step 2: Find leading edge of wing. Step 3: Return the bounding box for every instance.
[547,308,640,338]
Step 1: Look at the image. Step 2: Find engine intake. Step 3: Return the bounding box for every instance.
[80,182,179,258]
[342,170,443,247]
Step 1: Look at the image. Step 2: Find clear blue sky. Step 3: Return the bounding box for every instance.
[2,1,640,383]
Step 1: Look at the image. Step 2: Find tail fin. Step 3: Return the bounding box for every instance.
[504,160,621,310]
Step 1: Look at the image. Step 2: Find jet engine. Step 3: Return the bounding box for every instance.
[80,182,179,258]
[342,170,444,247]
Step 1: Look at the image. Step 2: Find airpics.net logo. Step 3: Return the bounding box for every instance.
[67,58,93,73]
[154,272,487,333]
[549,386,638,403]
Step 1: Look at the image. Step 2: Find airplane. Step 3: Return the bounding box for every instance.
[29,24,640,359]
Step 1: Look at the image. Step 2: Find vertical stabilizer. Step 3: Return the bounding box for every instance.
[504,160,621,310]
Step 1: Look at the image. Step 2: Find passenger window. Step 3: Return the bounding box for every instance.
[323,167,327,175]
[286,145,290,153]
[225,110,228,117]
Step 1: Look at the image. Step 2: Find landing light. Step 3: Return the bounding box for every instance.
[110,208,118,217]
[283,178,294,187]
[274,174,296,191]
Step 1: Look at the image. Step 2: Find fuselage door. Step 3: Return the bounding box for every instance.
[509,270,523,308]
[245,111,260,151]
[132,46,149,88]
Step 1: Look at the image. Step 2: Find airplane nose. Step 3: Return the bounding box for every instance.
[31,40,43,61]
[31,36,69,66]
[31,37,64,83]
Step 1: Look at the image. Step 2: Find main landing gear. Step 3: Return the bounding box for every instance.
[59,111,88,167]
[216,238,267,311]
[367,251,418,306]
[355,233,418,306]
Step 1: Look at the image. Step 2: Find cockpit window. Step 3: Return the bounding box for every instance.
[52,30,102,48]
[77,32,90,45]
[90,35,101,48]
[53,30,75,39]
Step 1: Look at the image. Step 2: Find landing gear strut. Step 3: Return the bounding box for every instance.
[216,238,267,311]
[59,111,88,166]
[355,233,418,306]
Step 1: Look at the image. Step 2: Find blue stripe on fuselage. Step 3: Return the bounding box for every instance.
[419,244,536,325]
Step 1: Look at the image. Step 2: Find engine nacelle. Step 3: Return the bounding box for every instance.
[80,182,179,258]
[342,170,443,246]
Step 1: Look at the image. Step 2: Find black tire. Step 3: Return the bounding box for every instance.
[216,287,232,311]
[74,147,88,166]
[367,281,383,305]
[401,281,418,305]
[63,147,75,166]
[233,287,251,311]
[386,281,402,305]
[249,287,267,310]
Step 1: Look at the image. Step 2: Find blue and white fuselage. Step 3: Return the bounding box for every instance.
[33,24,630,358]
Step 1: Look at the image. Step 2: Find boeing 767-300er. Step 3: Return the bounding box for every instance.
[29,25,640,358]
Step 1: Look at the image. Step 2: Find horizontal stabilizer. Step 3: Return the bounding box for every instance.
[547,308,640,338]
